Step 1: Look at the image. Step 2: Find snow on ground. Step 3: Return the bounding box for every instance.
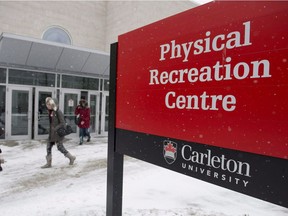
[0,135,287,216]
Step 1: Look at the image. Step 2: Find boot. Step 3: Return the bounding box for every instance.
[66,152,76,165]
[41,155,52,168]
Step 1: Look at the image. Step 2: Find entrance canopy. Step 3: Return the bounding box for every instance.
[0,33,110,77]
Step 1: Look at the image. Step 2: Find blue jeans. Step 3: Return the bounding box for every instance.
[79,128,90,142]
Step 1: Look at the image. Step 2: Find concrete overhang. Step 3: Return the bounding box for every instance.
[0,33,110,78]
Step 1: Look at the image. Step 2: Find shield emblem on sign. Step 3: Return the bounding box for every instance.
[163,140,177,164]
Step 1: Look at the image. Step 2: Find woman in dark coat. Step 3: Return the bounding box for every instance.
[75,99,91,145]
[41,97,76,168]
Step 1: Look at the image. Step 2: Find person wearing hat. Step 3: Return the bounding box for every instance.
[41,97,76,168]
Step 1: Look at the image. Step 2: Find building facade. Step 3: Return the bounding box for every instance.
[0,1,196,140]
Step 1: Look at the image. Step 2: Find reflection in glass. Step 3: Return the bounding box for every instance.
[103,79,109,91]
[38,92,52,135]
[90,95,97,133]
[105,95,109,132]
[64,93,78,133]
[0,86,6,139]
[43,27,72,45]
[11,90,29,135]
[62,75,99,90]
[0,68,6,83]
[9,69,55,87]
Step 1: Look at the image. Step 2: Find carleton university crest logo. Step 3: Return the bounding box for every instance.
[163,140,177,164]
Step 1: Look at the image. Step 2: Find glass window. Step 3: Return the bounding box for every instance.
[104,79,109,91]
[9,69,56,87]
[0,86,6,139]
[62,75,99,90]
[0,68,6,83]
[57,74,60,87]
[43,26,72,45]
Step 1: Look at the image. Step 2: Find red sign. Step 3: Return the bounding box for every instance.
[116,1,288,160]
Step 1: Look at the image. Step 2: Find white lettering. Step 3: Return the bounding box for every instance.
[165,91,236,112]
[181,146,251,177]
[159,43,170,61]
[159,21,252,62]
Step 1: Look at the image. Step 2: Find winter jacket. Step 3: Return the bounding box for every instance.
[75,104,90,129]
[46,97,65,142]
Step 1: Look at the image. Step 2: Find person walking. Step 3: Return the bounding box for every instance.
[75,99,91,145]
[41,97,76,168]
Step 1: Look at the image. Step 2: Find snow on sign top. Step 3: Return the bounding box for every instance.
[116,1,288,160]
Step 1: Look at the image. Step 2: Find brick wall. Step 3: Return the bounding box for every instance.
[105,1,196,52]
[0,1,106,50]
[0,1,196,53]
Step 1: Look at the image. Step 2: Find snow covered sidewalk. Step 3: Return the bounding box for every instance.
[0,136,287,216]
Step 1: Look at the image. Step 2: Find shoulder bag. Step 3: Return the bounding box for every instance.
[55,110,73,137]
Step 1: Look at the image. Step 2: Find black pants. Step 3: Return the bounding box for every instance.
[46,142,68,156]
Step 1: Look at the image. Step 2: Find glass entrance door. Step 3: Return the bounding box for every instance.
[60,89,80,136]
[101,92,109,136]
[34,88,56,139]
[88,91,100,134]
[6,86,32,140]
